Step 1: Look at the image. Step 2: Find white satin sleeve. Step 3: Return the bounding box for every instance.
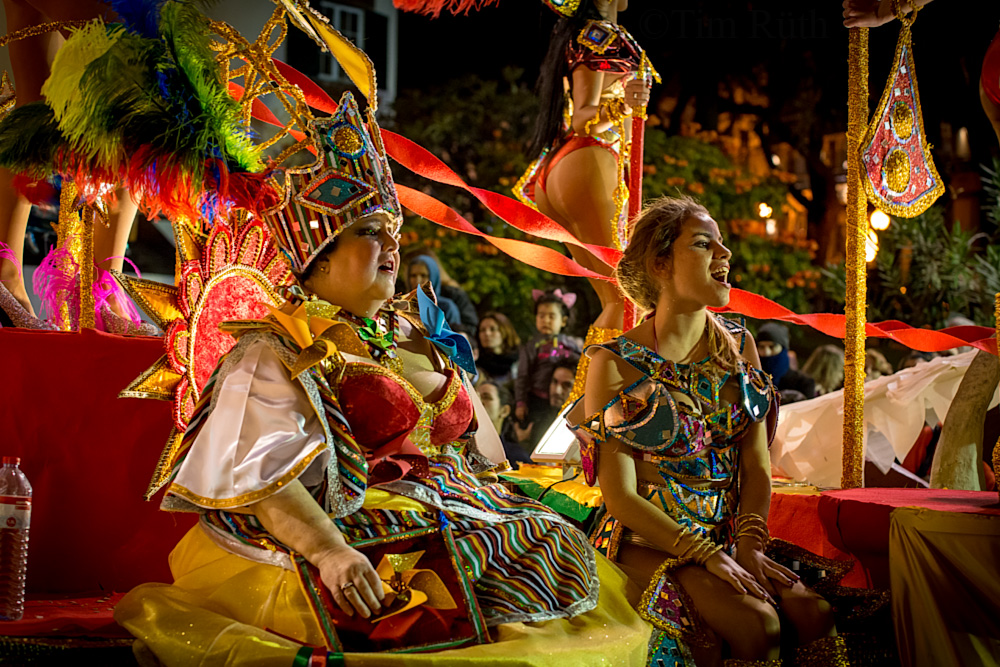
[166,339,330,510]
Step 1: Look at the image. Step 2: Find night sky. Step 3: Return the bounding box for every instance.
[397,1,1000,165]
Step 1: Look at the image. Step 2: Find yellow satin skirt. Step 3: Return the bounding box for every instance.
[115,523,651,666]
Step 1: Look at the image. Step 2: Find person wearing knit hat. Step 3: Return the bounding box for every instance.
[755,322,792,384]
[755,321,817,399]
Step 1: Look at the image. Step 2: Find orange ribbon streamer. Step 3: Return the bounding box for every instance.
[235,58,997,357]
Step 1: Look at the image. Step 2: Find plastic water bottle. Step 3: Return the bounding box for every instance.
[0,457,31,621]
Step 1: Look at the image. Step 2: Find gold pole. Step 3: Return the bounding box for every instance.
[842,27,869,489]
[78,204,95,329]
[56,180,81,330]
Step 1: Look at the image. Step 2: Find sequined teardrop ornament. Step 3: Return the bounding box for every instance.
[860,13,943,218]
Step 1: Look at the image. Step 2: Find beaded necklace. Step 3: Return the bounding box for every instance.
[336,307,404,375]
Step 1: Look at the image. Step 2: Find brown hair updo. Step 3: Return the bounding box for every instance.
[615,196,743,371]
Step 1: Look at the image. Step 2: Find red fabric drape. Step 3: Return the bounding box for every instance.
[0,328,195,595]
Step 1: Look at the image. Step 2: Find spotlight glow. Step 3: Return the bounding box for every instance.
[870,210,891,231]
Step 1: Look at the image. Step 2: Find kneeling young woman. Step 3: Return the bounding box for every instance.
[570,197,848,666]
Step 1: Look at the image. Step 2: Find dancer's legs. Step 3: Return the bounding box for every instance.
[93,188,138,274]
[92,188,140,319]
[618,541,833,663]
[535,145,624,329]
[0,0,63,314]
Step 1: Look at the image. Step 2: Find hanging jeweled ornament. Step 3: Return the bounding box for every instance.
[859,1,943,218]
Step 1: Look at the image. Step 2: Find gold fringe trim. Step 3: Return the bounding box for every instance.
[563,325,621,410]
[794,635,850,667]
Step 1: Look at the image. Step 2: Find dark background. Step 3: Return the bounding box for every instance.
[397,1,1000,168]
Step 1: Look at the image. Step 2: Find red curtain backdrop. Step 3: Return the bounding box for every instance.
[0,328,195,595]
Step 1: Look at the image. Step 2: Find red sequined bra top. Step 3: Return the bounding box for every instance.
[336,362,475,455]
[566,20,643,74]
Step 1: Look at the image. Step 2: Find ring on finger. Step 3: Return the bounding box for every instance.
[341,581,357,592]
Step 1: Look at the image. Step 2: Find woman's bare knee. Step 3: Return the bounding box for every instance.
[779,585,835,643]
[676,567,780,659]
[723,601,781,659]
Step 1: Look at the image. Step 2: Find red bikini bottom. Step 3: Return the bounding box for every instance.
[984,29,1000,108]
[530,135,619,197]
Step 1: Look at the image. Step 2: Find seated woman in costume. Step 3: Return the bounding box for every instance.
[569,197,847,666]
[116,92,649,666]
[517,0,653,334]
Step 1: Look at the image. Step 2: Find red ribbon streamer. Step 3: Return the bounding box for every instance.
[272,59,339,115]
[720,289,997,355]
[235,59,997,357]
[381,130,622,269]
[395,185,608,280]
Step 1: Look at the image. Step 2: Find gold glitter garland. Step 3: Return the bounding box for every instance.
[793,636,850,667]
[994,293,1000,500]
[0,20,90,48]
[54,181,99,329]
[842,27,869,490]
[210,9,317,155]
[563,325,622,410]
[78,203,96,329]
[55,182,82,330]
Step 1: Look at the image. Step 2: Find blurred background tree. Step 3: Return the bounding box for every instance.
[389,71,999,338]
[390,68,593,337]
[641,130,824,316]
[821,204,1000,329]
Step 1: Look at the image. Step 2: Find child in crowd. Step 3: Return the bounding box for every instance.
[514,289,581,428]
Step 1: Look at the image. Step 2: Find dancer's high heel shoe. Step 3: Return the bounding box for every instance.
[99,303,159,336]
[0,280,59,330]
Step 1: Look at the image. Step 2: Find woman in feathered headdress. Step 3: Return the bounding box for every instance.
[113,3,651,663]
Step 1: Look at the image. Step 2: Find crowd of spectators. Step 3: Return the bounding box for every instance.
[393,249,990,475]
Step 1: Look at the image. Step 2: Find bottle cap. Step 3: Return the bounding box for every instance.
[2,457,20,466]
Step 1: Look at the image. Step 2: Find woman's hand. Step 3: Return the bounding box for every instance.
[735,538,799,598]
[623,78,652,110]
[513,420,534,443]
[515,404,528,422]
[704,549,774,604]
[842,0,895,27]
[314,544,385,619]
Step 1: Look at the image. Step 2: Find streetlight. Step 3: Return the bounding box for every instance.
[865,229,879,262]
[870,209,891,231]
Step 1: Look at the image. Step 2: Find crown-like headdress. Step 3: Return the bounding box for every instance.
[262,91,401,274]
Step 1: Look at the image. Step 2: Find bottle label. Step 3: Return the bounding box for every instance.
[0,497,30,530]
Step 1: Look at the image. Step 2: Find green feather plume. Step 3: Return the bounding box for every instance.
[159,1,261,173]
[0,103,64,177]
[42,20,119,123]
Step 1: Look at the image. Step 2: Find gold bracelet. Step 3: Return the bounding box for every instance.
[671,526,723,565]
[734,513,770,547]
[583,108,602,136]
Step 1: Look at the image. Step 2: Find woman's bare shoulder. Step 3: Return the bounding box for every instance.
[583,344,643,415]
